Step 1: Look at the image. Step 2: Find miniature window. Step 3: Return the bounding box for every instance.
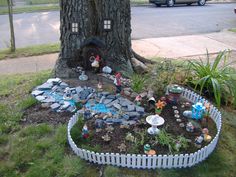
[72,23,78,33]
[104,20,112,30]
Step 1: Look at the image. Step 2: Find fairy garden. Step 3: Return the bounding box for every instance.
[31,61,217,156]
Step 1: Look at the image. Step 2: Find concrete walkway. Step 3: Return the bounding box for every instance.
[0,31,235,75]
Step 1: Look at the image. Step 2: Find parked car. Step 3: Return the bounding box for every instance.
[149,0,207,7]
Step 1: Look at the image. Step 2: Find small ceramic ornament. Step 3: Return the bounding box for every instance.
[144,144,151,154]
[114,72,122,94]
[186,122,195,132]
[79,71,88,81]
[192,102,206,120]
[82,124,89,139]
[194,135,204,148]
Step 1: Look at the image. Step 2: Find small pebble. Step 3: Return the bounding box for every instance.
[174,114,180,118]
[179,123,185,128]
[174,110,179,114]
[172,106,177,109]
[181,105,185,108]
[176,119,182,122]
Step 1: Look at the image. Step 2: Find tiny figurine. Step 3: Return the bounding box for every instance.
[194,135,204,148]
[144,144,151,154]
[147,149,156,156]
[91,55,101,73]
[155,100,165,115]
[166,84,183,105]
[63,87,72,100]
[202,128,212,142]
[186,122,195,132]
[102,134,111,142]
[118,143,127,152]
[192,102,206,120]
[79,71,88,81]
[82,124,89,139]
[114,72,122,94]
[134,95,142,106]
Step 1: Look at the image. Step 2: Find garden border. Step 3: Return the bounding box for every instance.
[67,89,222,169]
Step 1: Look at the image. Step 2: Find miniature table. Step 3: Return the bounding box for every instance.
[146,115,165,135]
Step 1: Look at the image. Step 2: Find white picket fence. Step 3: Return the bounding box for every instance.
[67,89,222,169]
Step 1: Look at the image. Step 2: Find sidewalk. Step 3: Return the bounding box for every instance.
[0,31,235,75]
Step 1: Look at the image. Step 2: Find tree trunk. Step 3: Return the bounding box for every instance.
[7,0,15,52]
[54,0,133,78]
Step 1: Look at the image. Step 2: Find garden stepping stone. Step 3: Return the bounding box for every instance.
[32,90,44,96]
[50,103,61,110]
[35,95,46,101]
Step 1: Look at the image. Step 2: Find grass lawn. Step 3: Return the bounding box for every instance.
[0,69,235,176]
[229,28,236,33]
[0,0,7,6]
[0,43,59,60]
[131,0,149,4]
[0,5,59,15]
[25,0,58,5]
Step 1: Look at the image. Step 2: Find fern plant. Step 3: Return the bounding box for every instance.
[188,50,236,107]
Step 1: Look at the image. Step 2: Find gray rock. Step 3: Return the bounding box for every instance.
[50,103,61,110]
[126,112,140,118]
[42,97,56,103]
[101,92,110,96]
[106,99,119,108]
[72,94,80,102]
[37,83,53,90]
[136,106,145,113]
[99,96,106,104]
[106,118,122,124]
[127,105,135,111]
[140,92,147,98]
[113,103,121,110]
[103,99,113,105]
[120,99,132,107]
[183,110,192,118]
[122,120,137,125]
[130,92,138,98]
[67,106,76,112]
[95,119,105,129]
[60,82,68,88]
[32,90,44,96]
[36,95,46,101]
[47,78,61,85]
[106,95,116,100]
[61,101,70,109]
[124,90,131,96]
[121,114,129,120]
[76,86,84,93]
[80,90,90,100]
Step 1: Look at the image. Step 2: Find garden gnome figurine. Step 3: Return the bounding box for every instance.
[91,55,101,73]
[82,124,89,139]
[114,72,122,94]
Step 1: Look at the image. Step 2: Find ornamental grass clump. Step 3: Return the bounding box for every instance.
[188,50,236,108]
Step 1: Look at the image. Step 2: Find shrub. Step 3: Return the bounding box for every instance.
[188,50,236,107]
[131,74,146,93]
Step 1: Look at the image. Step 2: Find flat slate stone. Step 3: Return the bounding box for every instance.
[37,83,53,90]
[127,105,135,112]
[126,112,140,118]
[135,106,145,113]
[47,78,61,84]
[76,86,84,93]
[103,99,113,105]
[113,103,121,110]
[32,90,44,96]
[36,95,46,101]
[106,95,116,100]
[50,103,61,110]
[42,97,56,103]
[61,101,70,109]
[106,99,119,108]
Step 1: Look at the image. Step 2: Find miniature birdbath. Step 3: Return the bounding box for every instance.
[146,115,165,135]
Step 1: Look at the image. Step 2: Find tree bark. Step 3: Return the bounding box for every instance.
[7,0,15,52]
[55,0,134,78]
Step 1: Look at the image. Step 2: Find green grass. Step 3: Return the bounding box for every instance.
[0,70,235,176]
[0,43,59,60]
[131,0,149,4]
[0,4,59,15]
[229,28,236,33]
[0,0,7,6]
[26,0,58,5]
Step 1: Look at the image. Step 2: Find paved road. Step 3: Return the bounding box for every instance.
[0,3,236,48]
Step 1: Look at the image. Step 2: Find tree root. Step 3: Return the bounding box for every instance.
[131,49,156,64]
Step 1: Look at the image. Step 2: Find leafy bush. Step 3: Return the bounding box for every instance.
[188,50,236,107]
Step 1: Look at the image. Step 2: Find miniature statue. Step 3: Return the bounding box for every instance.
[134,95,142,106]
[186,122,195,132]
[63,87,73,100]
[82,124,89,139]
[192,102,206,120]
[202,128,212,142]
[91,55,101,73]
[144,144,151,154]
[114,72,122,94]
[194,135,204,148]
